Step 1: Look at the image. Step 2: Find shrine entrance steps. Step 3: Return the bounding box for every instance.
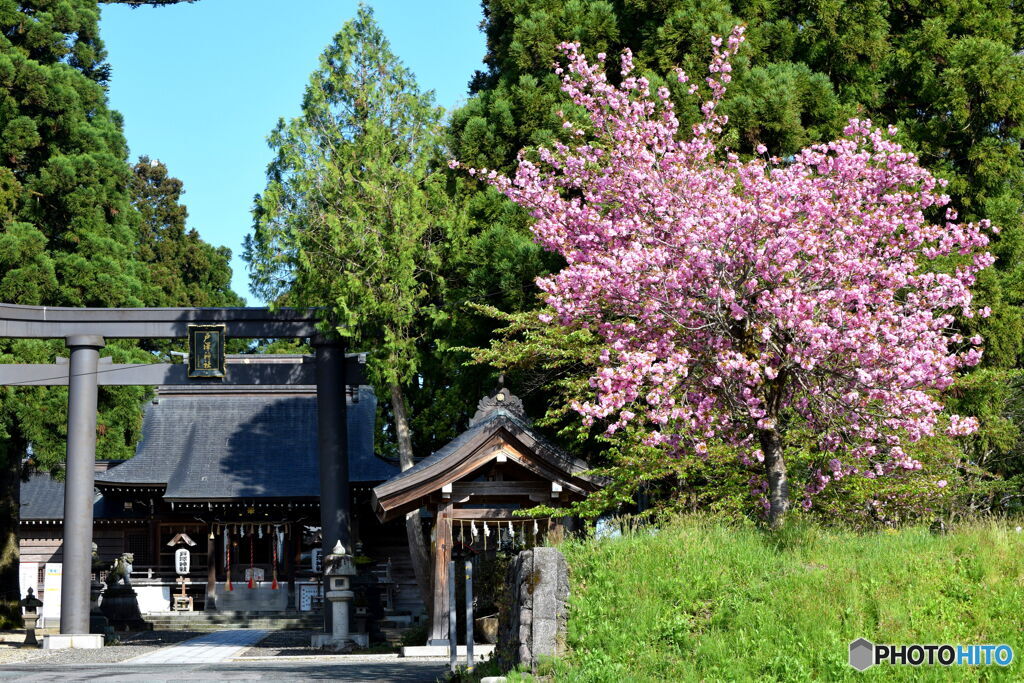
[142,610,322,632]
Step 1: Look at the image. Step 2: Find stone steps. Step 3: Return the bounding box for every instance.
[380,627,408,646]
[143,611,322,631]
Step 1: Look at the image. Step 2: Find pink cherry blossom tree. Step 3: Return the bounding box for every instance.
[453,27,995,527]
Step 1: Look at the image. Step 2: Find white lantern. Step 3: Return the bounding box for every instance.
[175,548,191,575]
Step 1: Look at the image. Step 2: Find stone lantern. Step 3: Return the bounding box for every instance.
[311,541,359,650]
[20,587,43,647]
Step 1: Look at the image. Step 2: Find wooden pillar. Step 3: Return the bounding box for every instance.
[287,524,297,610]
[149,518,160,571]
[549,517,565,544]
[428,503,453,645]
[206,526,216,611]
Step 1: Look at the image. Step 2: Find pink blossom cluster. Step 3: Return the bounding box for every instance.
[454,27,994,498]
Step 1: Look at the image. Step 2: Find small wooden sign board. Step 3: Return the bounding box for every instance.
[187,324,226,379]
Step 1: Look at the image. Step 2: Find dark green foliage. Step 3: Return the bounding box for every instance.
[132,156,242,309]
[244,4,505,462]
[449,0,1024,519]
[0,0,152,453]
[0,0,242,624]
[0,0,143,626]
[246,4,447,391]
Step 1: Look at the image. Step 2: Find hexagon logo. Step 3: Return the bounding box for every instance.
[849,638,875,671]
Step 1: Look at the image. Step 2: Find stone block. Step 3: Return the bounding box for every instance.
[42,633,104,649]
[497,546,570,673]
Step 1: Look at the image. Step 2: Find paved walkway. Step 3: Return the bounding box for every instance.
[123,629,269,664]
[0,659,447,681]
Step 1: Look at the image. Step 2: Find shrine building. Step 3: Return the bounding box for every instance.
[18,355,599,645]
[19,355,420,623]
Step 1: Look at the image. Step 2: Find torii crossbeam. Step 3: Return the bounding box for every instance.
[0,304,360,646]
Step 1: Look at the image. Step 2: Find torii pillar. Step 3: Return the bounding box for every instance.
[314,336,349,634]
[52,335,105,647]
[0,304,362,648]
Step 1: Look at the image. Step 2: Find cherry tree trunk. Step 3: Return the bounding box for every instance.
[389,382,433,611]
[759,428,789,529]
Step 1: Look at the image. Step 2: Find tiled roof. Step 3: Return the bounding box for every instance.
[96,385,395,499]
[372,405,601,521]
[20,471,121,521]
[383,408,589,488]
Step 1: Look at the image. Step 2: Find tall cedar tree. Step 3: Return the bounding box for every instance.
[0,1,242,623]
[0,0,144,625]
[446,0,1024,517]
[246,5,451,613]
[132,156,243,310]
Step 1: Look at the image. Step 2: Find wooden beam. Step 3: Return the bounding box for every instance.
[448,508,522,520]
[450,482,550,501]
[428,503,453,645]
[0,303,319,339]
[0,356,366,386]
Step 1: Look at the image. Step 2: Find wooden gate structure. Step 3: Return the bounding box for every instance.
[0,303,363,642]
[371,388,599,645]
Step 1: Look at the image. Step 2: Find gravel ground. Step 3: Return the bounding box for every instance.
[237,629,399,658]
[0,630,203,666]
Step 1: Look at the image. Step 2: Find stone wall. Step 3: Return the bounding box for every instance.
[497,547,569,672]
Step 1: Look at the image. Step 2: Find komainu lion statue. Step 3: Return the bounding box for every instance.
[107,552,134,586]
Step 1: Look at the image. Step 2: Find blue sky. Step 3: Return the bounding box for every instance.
[100,0,486,304]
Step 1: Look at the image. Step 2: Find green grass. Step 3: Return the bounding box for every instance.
[550,516,1024,682]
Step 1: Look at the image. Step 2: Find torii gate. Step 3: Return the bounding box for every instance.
[0,303,362,646]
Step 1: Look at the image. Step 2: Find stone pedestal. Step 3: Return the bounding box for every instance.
[42,634,104,650]
[89,579,110,636]
[100,585,148,631]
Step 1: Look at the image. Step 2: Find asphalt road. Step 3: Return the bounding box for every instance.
[0,658,450,682]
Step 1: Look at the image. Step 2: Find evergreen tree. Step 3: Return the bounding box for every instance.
[246,4,450,613]
[0,0,150,625]
[131,156,243,309]
[0,1,243,623]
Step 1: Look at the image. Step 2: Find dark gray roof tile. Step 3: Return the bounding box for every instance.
[21,472,121,520]
[97,385,394,499]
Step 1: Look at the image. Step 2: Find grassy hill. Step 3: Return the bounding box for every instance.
[535,517,1024,681]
